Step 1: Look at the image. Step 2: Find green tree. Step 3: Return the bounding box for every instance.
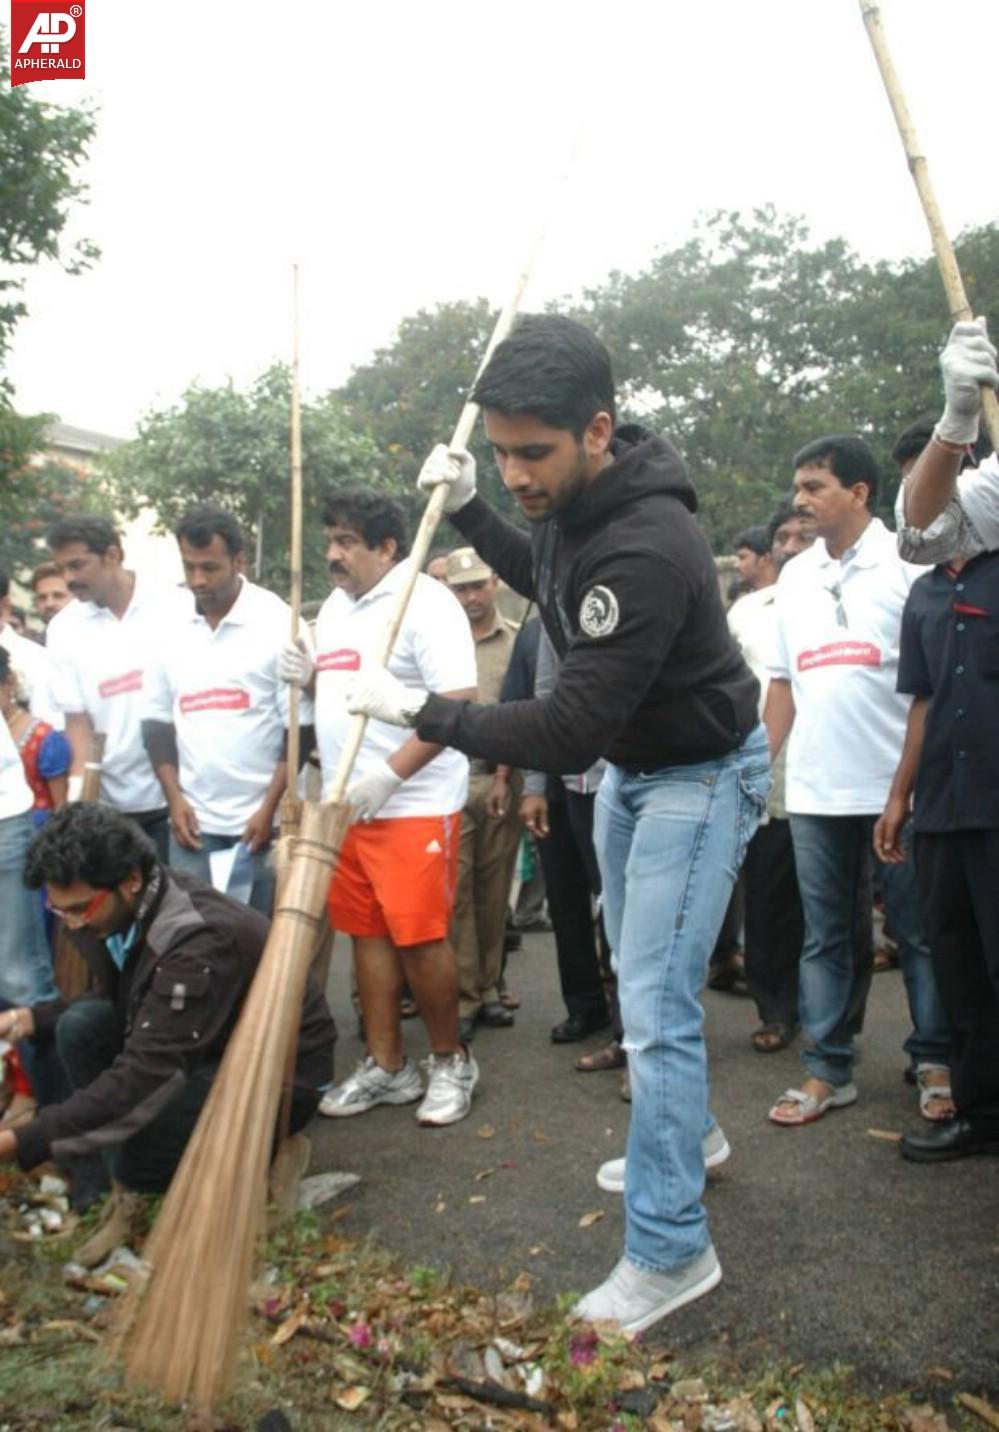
[0,453,99,581]
[338,299,518,539]
[572,208,999,547]
[103,364,385,603]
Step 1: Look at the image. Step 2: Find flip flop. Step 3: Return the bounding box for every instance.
[575,1041,626,1072]
[769,1083,857,1126]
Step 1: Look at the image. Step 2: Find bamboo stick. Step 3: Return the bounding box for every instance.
[858,0,999,451]
[281,262,304,840]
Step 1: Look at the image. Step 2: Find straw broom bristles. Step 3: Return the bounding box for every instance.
[117,799,350,1408]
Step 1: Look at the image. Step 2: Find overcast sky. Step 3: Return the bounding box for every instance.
[7,0,997,440]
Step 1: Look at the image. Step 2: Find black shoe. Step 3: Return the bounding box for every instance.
[551,1012,610,1044]
[900,1117,999,1163]
[477,1001,514,1028]
[706,951,747,993]
[458,1016,477,1044]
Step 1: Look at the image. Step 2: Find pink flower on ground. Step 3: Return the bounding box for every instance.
[568,1330,599,1366]
[348,1321,372,1348]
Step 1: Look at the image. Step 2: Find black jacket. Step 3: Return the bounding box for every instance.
[416,425,759,773]
[16,867,335,1170]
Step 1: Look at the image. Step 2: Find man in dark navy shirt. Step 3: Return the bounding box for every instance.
[875,548,999,1161]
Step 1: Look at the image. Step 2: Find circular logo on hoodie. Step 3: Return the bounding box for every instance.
[579,585,619,638]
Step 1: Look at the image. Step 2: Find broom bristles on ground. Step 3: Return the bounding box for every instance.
[116,799,351,1410]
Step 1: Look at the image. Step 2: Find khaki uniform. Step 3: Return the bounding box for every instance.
[450,613,523,1017]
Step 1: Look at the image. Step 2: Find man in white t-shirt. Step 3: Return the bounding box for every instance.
[281,488,479,1127]
[0,568,61,727]
[764,435,951,1126]
[141,504,312,914]
[45,516,190,858]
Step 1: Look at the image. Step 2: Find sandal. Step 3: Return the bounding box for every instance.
[750,1023,796,1054]
[575,1041,626,1072]
[873,945,898,973]
[769,1082,857,1126]
[916,1063,955,1122]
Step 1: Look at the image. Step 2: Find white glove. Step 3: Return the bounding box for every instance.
[347,760,404,822]
[67,774,84,803]
[346,665,427,728]
[417,443,477,514]
[279,639,315,687]
[938,318,999,445]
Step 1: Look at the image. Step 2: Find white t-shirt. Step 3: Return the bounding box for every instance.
[0,625,63,728]
[727,586,776,712]
[0,718,32,821]
[142,579,313,835]
[46,572,192,813]
[768,518,920,815]
[314,560,475,818]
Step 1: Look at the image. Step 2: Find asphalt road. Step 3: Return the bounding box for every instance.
[310,931,999,1398]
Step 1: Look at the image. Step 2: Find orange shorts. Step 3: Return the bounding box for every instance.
[327,813,461,948]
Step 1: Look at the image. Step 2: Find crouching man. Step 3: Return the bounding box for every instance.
[0,803,335,1263]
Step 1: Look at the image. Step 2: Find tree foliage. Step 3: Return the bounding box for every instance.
[332,209,999,551]
[102,364,385,603]
[338,299,516,538]
[0,453,99,581]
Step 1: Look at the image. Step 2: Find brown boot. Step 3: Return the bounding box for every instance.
[75,1182,147,1269]
[268,1133,311,1228]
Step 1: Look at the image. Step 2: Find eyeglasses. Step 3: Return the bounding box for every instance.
[826,582,848,629]
[45,888,111,928]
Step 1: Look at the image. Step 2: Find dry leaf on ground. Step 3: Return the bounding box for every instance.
[577,1210,605,1229]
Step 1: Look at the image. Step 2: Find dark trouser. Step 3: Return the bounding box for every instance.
[743,819,804,1029]
[56,999,319,1194]
[915,830,999,1132]
[539,788,617,1031]
[128,808,171,863]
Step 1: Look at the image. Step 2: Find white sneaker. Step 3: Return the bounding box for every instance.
[573,1245,721,1333]
[416,1050,480,1126]
[596,1124,731,1193]
[319,1057,423,1117]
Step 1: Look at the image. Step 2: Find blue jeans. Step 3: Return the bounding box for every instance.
[594,726,770,1272]
[0,809,55,1006]
[790,813,951,1086]
[168,832,276,915]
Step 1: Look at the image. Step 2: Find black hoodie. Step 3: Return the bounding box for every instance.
[415,425,759,773]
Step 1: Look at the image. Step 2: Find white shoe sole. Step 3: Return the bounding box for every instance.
[319,1086,422,1118]
[596,1131,731,1193]
[621,1256,722,1334]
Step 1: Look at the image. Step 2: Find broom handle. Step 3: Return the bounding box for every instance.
[286,262,304,787]
[81,730,106,803]
[325,215,549,803]
[859,0,999,452]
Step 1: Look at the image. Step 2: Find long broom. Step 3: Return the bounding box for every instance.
[118,221,553,1414]
[279,261,305,850]
[858,0,999,451]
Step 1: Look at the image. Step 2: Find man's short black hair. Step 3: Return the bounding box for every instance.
[766,498,798,548]
[47,515,122,556]
[734,524,771,556]
[792,435,880,509]
[0,647,10,683]
[24,804,157,891]
[471,314,616,437]
[322,488,410,559]
[891,414,992,472]
[0,567,8,601]
[175,502,244,557]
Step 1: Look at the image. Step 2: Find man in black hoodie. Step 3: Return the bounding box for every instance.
[347,315,768,1334]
